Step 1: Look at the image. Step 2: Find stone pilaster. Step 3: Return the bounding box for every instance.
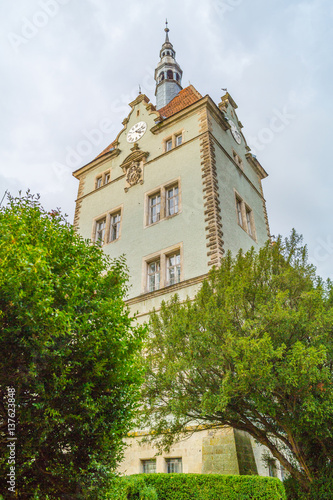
[73,174,86,228]
[199,108,224,266]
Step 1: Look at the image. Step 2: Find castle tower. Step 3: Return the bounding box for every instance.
[155,21,183,109]
[72,26,277,479]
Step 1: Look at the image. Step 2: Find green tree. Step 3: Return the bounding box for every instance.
[0,193,145,499]
[141,232,333,494]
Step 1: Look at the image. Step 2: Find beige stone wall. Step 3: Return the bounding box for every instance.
[119,428,283,480]
[119,427,243,476]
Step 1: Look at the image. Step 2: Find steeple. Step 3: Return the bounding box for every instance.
[154,21,183,110]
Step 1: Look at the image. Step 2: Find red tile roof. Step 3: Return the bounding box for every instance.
[95,85,202,160]
[157,85,202,118]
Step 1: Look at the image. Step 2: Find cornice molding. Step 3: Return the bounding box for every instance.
[126,273,208,306]
[72,148,121,179]
[151,95,229,134]
[245,153,268,179]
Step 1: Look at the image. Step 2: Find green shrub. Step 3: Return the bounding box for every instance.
[284,468,333,500]
[139,485,159,500]
[131,474,286,500]
[105,475,158,500]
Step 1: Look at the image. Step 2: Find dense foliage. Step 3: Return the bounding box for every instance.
[141,232,333,494]
[108,474,286,500]
[0,193,145,498]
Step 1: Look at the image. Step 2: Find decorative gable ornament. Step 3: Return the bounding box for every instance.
[120,143,149,192]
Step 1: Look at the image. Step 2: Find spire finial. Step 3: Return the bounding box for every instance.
[164,19,169,42]
[138,84,141,95]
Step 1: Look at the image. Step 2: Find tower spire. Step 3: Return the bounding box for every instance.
[154,22,183,110]
[165,19,169,42]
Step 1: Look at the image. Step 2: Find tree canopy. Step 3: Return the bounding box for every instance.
[141,232,333,493]
[0,193,145,499]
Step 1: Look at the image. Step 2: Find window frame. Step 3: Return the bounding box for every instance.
[109,211,121,242]
[142,243,183,293]
[166,251,181,287]
[95,169,111,190]
[148,191,161,225]
[236,197,243,227]
[141,459,156,474]
[95,217,106,245]
[145,179,181,227]
[246,208,253,237]
[92,205,123,246]
[164,130,184,152]
[268,459,277,478]
[166,184,179,217]
[175,134,182,147]
[165,458,182,474]
[165,138,172,152]
[147,259,161,292]
[234,191,256,241]
[95,176,103,189]
[232,149,243,170]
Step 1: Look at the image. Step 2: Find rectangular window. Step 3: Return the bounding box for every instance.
[236,198,243,226]
[149,193,161,224]
[109,212,121,242]
[166,458,182,474]
[167,185,179,216]
[233,150,243,169]
[280,465,286,481]
[143,244,182,293]
[104,172,110,184]
[164,132,184,152]
[246,209,253,236]
[147,260,160,292]
[142,459,156,474]
[235,192,256,239]
[176,134,182,147]
[95,218,106,245]
[268,460,277,477]
[146,181,180,226]
[167,252,181,286]
[96,177,102,189]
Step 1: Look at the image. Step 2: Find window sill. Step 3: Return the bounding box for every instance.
[237,222,257,242]
[105,238,120,245]
[145,211,181,228]
[144,281,181,295]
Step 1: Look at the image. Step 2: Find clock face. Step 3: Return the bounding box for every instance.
[126,121,147,143]
[229,120,242,144]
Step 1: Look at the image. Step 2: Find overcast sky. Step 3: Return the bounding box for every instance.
[1,0,332,278]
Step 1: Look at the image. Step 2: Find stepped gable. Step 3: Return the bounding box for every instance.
[95,85,202,160]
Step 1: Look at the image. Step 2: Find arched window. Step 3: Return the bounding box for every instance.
[167,70,173,80]
[167,51,170,55]
[162,52,165,57]
[175,73,180,81]
[159,72,165,82]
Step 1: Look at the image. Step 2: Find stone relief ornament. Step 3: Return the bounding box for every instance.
[121,143,149,192]
[126,163,142,186]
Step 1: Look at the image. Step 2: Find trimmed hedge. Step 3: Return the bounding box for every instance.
[114,474,286,500]
[0,474,286,499]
